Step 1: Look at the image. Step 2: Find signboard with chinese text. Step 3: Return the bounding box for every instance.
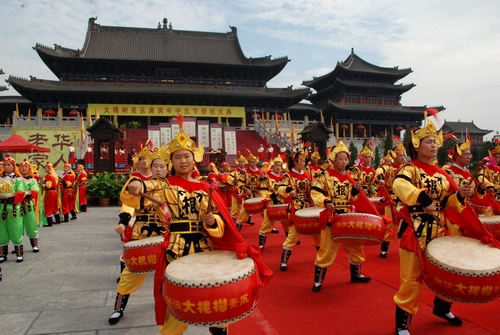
[88,104,245,118]
[224,127,237,155]
[148,126,160,149]
[197,121,210,148]
[210,124,223,151]
[159,123,171,145]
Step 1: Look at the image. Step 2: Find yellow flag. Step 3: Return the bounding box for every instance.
[57,102,63,117]
[80,113,86,143]
[28,108,31,118]
[94,107,100,121]
[15,103,19,117]
[86,109,93,126]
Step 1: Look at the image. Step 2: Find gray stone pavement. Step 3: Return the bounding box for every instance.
[0,206,207,335]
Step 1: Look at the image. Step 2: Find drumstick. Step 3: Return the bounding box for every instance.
[138,192,171,223]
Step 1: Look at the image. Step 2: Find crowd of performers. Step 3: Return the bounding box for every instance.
[0,157,88,281]
[108,112,500,335]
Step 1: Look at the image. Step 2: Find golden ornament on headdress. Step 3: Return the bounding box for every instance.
[328,140,350,161]
[147,145,170,165]
[133,143,154,165]
[293,149,308,161]
[383,152,394,163]
[489,144,500,156]
[411,112,443,149]
[455,139,471,156]
[271,155,284,166]
[310,150,321,160]
[235,153,248,164]
[359,145,373,157]
[246,149,258,162]
[393,143,407,156]
[167,129,204,162]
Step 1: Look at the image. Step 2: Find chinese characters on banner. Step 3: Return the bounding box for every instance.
[13,128,81,174]
[159,124,172,145]
[224,127,237,155]
[88,104,245,118]
[210,125,223,151]
[197,121,210,148]
[148,126,161,149]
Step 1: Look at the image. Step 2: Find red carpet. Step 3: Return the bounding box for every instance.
[228,215,500,335]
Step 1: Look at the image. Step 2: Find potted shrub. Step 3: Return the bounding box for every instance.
[86,172,126,206]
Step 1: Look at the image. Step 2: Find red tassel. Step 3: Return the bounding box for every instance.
[426,108,439,116]
[177,114,184,129]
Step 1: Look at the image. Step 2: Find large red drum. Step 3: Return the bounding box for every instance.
[163,250,260,326]
[330,213,384,246]
[294,207,323,235]
[479,215,500,240]
[243,196,265,214]
[423,236,500,303]
[123,235,164,273]
[266,204,289,221]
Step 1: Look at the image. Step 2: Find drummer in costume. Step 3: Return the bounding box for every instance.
[377,144,407,258]
[60,163,77,222]
[216,162,233,209]
[476,144,500,202]
[391,111,500,334]
[19,159,40,253]
[43,162,61,225]
[349,143,377,197]
[230,154,247,223]
[235,150,261,231]
[115,144,153,283]
[307,148,323,179]
[258,156,285,251]
[310,140,381,292]
[122,125,272,335]
[75,164,88,213]
[108,145,166,325]
[276,150,319,271]
[0,155,26,263]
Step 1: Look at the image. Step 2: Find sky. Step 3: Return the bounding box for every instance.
[2,0,500,139]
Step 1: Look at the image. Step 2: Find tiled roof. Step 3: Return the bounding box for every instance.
[440,120,492,134]
[327,101,427,115]
[34,19,289,68]
[7,76,310,100]
[303,51,412,88]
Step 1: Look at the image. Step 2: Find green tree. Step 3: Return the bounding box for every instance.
[384,132,393,153]
[437,138,457,167]
[349,141,358,166]
[374,146,380,168]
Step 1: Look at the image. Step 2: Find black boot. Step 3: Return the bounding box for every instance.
[236,221,243,232]
[15,245,24,263]
[30,237,40,253]
[432,296,463,326]
[247,215,255,225]
[63,213,69,222]
[395,305,412,334]
[70,210,77,220]
[271,228,279,234]
[280,248,292,271]
[108,293,130,325]
[0,266,2,281]
[209,327,228,335]
[312,265,328,292]
[350,263,371,283]
[116,260,126,283]
[259,234,267,251]
[45,216,53,227]
[0,245,7,263]
[54,213,61,224]
[80,204,87,212]
[380,241,390,258]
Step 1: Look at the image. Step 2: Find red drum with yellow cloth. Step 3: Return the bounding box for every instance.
[369,197,386,215]
[479,215,500,240]
[243,196,266,214]
[123,235,164,273]
[294,207,323,235]
[163,250,259,326]
[423,236,500,303]
[330,213,384,246]
[267,204,289,221]
[470,203,490,216]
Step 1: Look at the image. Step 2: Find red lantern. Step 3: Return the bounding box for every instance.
[356,124,365,130]
[396,126,404,131]
[44,109,56,117]
[69,109,79,117]
[340,124,349,130]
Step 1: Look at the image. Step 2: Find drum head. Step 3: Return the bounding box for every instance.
[124,235,164,248]
[166,250,255,287]
[245,196,264,204]
[295,207,323,218]
[426,236,500,275]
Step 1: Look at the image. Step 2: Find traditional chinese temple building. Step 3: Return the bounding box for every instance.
[6,17,309,126]
[440,120,492,149]
[301,49,443,138]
